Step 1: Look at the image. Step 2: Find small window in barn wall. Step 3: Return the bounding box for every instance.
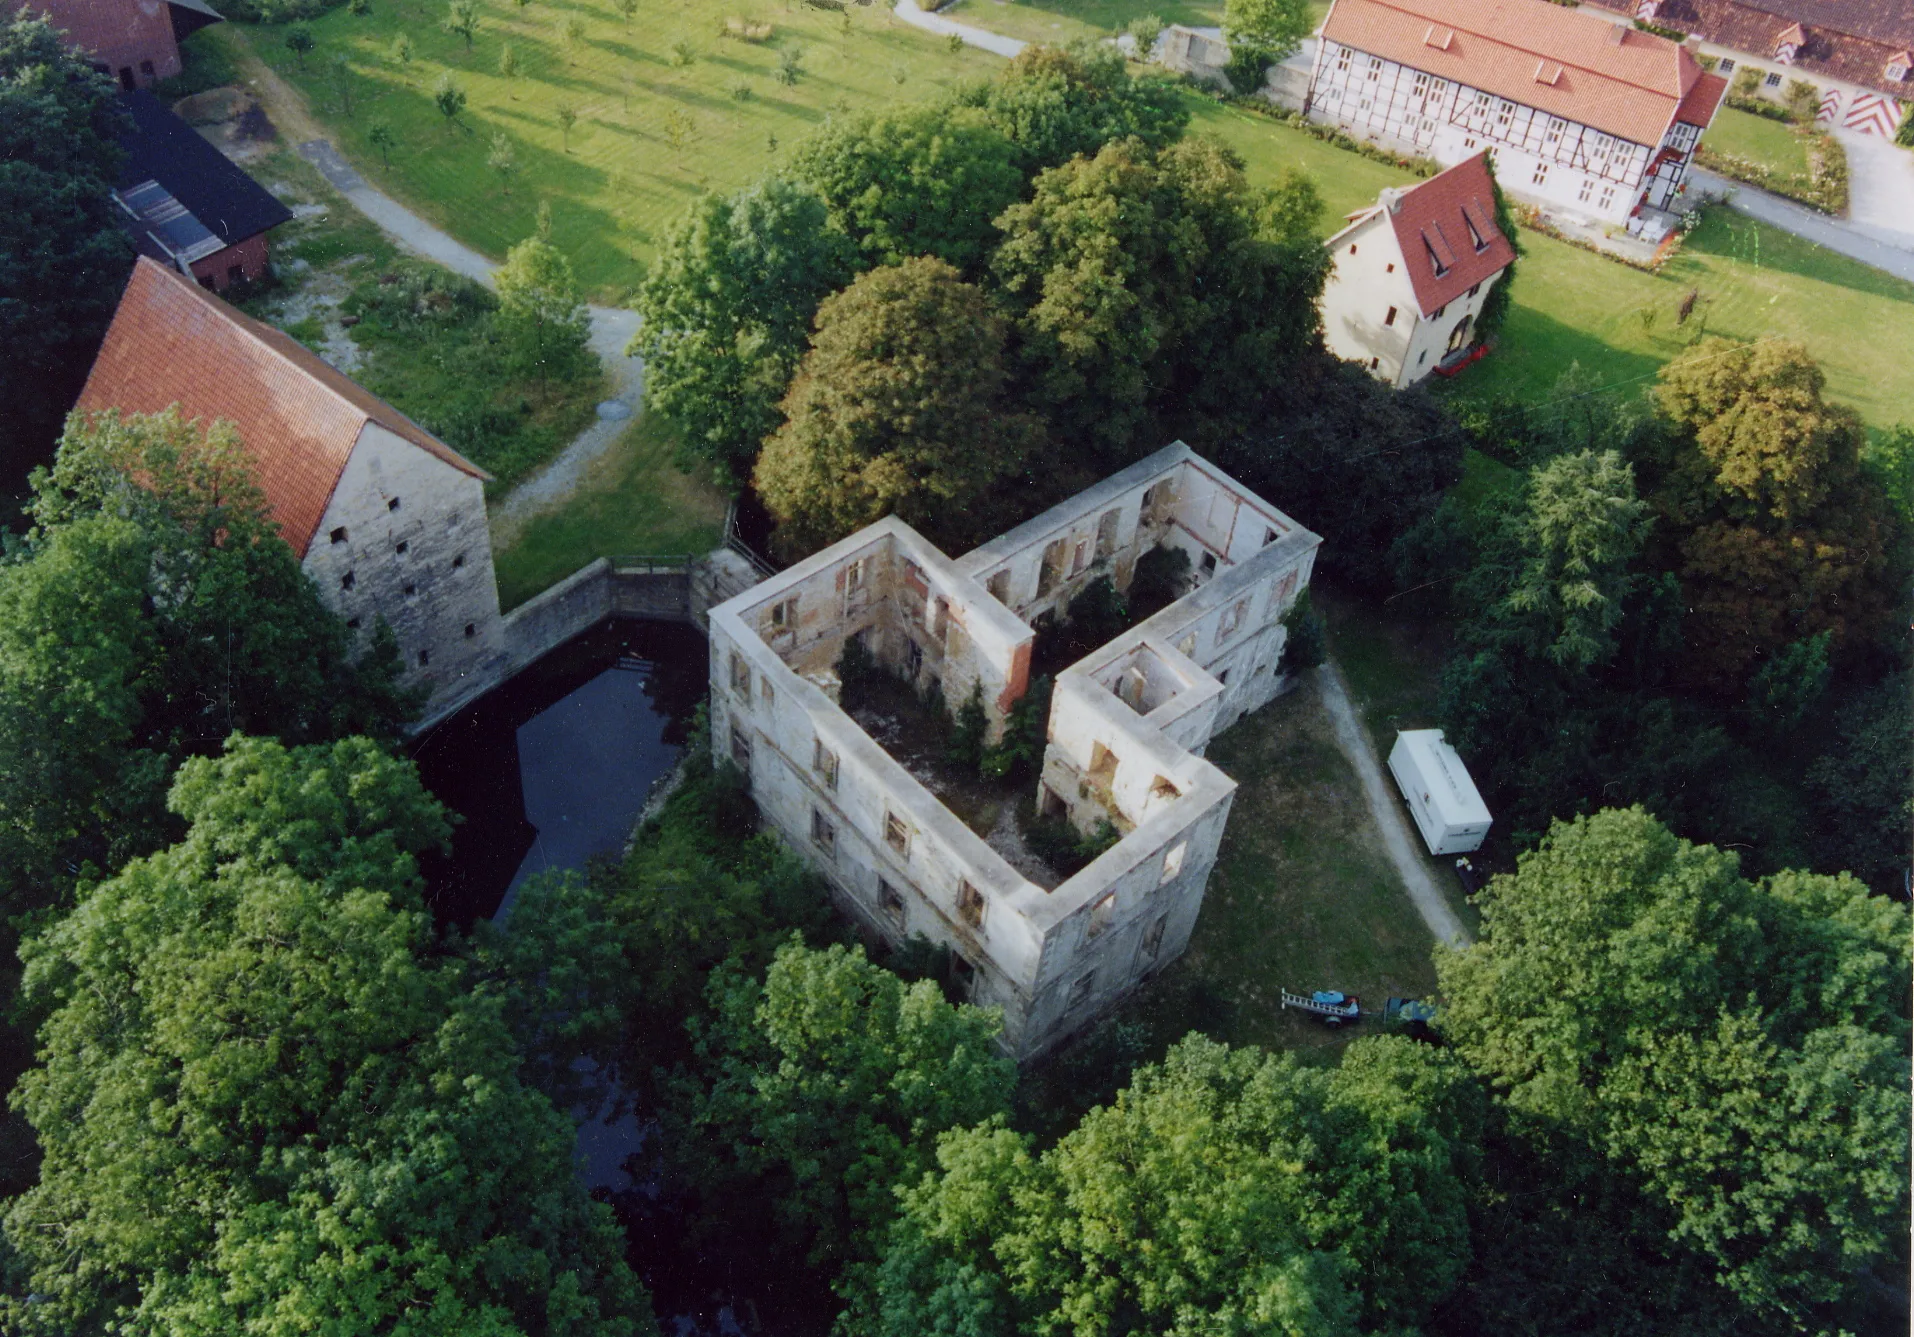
[388,497,401,512]
[810,807,836,855]
[346,617,361,630]
[1161,842,1187,884]
[464,623,476,638]
[957,880,985,929]
[395,540,409,555]
[417,650,430,667]
[340,571,355,591]
[330,527,348,545]
[402,584,417,598]
[452,554,465,570]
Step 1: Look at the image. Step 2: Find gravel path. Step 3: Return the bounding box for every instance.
[893,0,1027,57]
[1831,129,1914,257]
[1314,660,1471,947]
[291,134,647,525]
[1689,166,1914,283]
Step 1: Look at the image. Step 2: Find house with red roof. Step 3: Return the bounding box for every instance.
[1306,0,1727,228]
[27,0,222,90]
[1583,0,1911,137]
[1318,153,1518,387]
[78,258,506,718]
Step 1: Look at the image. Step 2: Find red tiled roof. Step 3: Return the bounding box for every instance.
[77,258,487,559]
[1384,152,1518,315]
[1583,0,1914,97]
[1674,69,1729,124]
[1322,0,1711,145]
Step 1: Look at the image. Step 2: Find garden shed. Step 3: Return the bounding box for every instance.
[1388,729,1491,856]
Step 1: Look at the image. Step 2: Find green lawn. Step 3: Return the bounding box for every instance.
[933,0,1326,49]
[1072,676,1443,1061]
[491,413,728,609]
[227,0,1000,298]
[1700,104,1810,178]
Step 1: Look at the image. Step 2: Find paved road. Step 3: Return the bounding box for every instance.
[893,0,1026,57]
[293,138,646,524]
[1315,660,1471,948]
[1689,165,1914,283]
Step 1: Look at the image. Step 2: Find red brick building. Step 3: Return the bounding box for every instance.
[114,90,291,291]
[26,0,222,90]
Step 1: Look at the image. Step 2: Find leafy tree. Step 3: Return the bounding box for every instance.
[442,0,479,48]
[792,103,1023,271]
[970,44,1188,173]
[1436,807,1911,1326]
[994,135,1328,465]
[755,257,1045,555]
[1221,0,1311,88]
[632,178,858,484]
[1645,338,1903,691]
[285,22,314,66]
[1497,450,1650,671]
[1221,355,1462,590]
[1474,148,1523,342]
[498,38,519,78]
[617,0,639,27]
[493,231,591,379]
[2,735,654,1336]
[867,1035,1482,1336]
[672,940,1015,1310]
[486,130,518,191]
[0,409,416,923]
[367,119,397,164]
[556,100,578,150]
[0,11,133,476]
[563,13,588,60]
[1804,680,1912,897]
[433,71,467,129]
[390,30,414,68]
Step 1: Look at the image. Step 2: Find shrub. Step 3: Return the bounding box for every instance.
[947,684,987,771]
[1128,544,1190,616]
[1280,588,1325,670]
[1126,13,1164,58]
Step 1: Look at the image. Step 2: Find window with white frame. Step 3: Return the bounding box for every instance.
[1764,70,1782,87]
[1496,99,1514,127]
[1366,54,1381,80]
[1717,57,1735,72]
[1600,185,1617,209]
[1335,46,1350,72]
[1532,163,1549,186]
[1544,116,1565,145]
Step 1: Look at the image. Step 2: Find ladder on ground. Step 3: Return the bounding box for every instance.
[1279,989,1361,1022]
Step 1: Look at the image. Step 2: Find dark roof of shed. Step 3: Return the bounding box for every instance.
[116,89,291,247]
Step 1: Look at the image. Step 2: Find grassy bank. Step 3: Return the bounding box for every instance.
[223,0,998,297]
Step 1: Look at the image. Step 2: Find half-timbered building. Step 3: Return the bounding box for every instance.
[1306,0,1728,227]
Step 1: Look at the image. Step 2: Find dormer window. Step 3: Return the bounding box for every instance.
[1425,241,1450,276]
[1465,214,1486,251]
[1887,52,1912,81]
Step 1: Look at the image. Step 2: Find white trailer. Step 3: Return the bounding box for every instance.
[1388,729,1491,856]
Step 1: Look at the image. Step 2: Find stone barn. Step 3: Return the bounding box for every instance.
[27,0,222,90]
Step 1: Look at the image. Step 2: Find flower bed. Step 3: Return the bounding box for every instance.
[1696,132,1848,216]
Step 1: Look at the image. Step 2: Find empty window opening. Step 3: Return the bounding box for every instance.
[346,617,361,630]
[1151,775,1181,800]
[460,622,476,639]
[1088,742,1119,785]
[1040,785,1067,819]
[845,556,868,592]
[340,571,355,591]
[879,879,906,928]
[1067,972,1095,1011]
[730,653,751,696]
[731,726,754,770]
[905,638,924,678]
[768,596,799,632]
[417,650,430,667]
[885,811,910,857]
[452,553,466,570]
[1199,551,1218,577]
[1264,527,1280,547]
[810,807,836,854]
[1094,509,1120,560]
[1070,538,1089,576]
[402,583,416,598]
[957,880,985,929]
[387,497,401,512]
[1161,842,1188,884]
[760,677,775,707]
[986,569,1011,603]
[1037,539,1066,596]
[330,526,348,544]
[950,952,976,999]
[1087,892,1116,939]
[395,540,409,555]
[1141,913,1168,960]
[813,738,839,790]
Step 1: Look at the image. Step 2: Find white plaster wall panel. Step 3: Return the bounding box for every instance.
[302,424,504,718]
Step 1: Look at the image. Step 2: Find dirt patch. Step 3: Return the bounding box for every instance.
[251,258,367,374]
[173,87,251,124]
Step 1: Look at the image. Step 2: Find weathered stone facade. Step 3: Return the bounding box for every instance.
[708,444,1321,1060]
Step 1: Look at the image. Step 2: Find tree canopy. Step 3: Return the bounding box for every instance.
[493,230,591,380]
[969,44,1189,173]
[754,257,1044,555]
[632,179,859,485]
[0,10,134,477]
[866,1034,1482,1336]
[0,409,415,924]
[1435,806,1910,1326]
[3,734,652,1336]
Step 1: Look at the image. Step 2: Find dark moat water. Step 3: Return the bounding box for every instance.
[410,619,708,927]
